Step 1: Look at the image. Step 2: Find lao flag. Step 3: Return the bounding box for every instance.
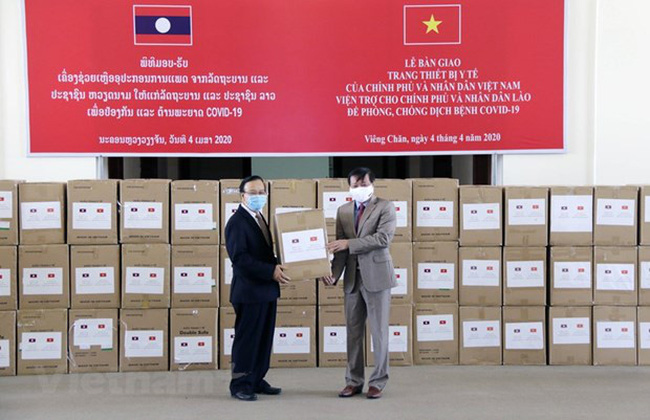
[404,4,461,45]
[134,5,192,46]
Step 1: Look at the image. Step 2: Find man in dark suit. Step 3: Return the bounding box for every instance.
[225,175,290,401]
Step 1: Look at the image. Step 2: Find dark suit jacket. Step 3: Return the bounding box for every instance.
[225,205,279,304]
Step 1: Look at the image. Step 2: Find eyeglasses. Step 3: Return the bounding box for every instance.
[244,191,267,196]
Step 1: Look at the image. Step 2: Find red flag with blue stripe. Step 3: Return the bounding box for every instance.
[133,5,192,46]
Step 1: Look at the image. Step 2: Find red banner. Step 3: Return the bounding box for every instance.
[24,0,565,156]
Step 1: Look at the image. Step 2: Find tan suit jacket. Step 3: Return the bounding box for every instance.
[331,196,397,293]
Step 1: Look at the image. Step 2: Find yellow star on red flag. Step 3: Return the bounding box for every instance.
[422,14,442,34]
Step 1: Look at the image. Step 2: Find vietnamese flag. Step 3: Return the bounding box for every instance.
[404,4,462,45]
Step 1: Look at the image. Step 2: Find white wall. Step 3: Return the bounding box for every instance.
[0,0,96,181]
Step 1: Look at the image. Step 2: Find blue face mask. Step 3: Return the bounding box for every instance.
[246,194,267,212]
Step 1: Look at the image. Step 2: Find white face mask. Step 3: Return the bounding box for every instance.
[349,185,373,204]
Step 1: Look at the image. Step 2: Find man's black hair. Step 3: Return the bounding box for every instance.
[239,175,266,193]
[347,167,375,185]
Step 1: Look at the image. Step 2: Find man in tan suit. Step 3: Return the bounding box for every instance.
[321,167,397,399]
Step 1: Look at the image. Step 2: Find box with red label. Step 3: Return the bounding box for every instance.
[70,245,120,309]
[318,305,347,367]
[549,187,593,246]
[411,178,459,242]
[593,186,638,246]
[503,247,547,306]
[67,180,118,245]
[271,306,316,368]
[549,306,592,365]
[121,244,170,309]
[504,187,548,246]
[171,308,218,371]
[639,186,650,246]
[414,242,458,304]
[502,306,546,365]
[171,245,219,308]
[593,306,636,366]
[270,179,317,242]
[120,309,169,372]
[68,309,118,373]
[638,246,650,305]
[389,242,413,304]
[0,246,17,310]
[459,186,502,246]
[0,180,21,245]
[459,247,502,306]
[373,179,412,243]
[366,304,413,366]
[119,179,170,244]
[459,306,502,365]
[171,180,219,245]
[414,303,458,365]
[593,246,637,306]
[19,182,66,245]
[17,309,67,375]
[0,310,16,376]
[218,306,236,370]
[549,247,593,306]
[637,307,650,366]
[317,178,352,241]
[18,244,70,309]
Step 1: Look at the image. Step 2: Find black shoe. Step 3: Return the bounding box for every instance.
[232,391,257,401]
[257,386,282,395]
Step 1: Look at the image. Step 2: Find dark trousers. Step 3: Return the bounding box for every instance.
[229,300,277,395]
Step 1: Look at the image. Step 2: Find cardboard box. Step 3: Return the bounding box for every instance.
[0,246,18,310]
[0,311,16,376]
[366,304,413,366]
[638,246,650,305]
[70,245,120,309]
[318,305,347,367]
[459,247,502,306]
[411,178,459,242]
[19,182,66,245]
[274,209,331,281]
[502,306,546,365]
[171,245,219,308]
[640,186,650,245]
[279,279,317,306]
[549,187,593,246]
[271,305,316,368]
[548,306,592,365]
[593,186,638,246]
[549,246,593,306]
[219,306,236,370]
[317,178,352,241]
[170,308,218,371]
[120,309,169,372]
[637,307,650,365]
[459,306,502,365]
[504,187,548,246]
[171,180,219,245]
[317,275,344,306]
[373,179,412,243]
[219,245,232,307]
[220,179,271,243]
[503,247,547,306]
[459,186,502,246]
[389,242,413,304]
[593,246,637,306]
[67,180,118,245]
[119,179,170,244]
[414,242,458,304]
[0,180,21,245]
[68,309,118,373]
[121,244,171,309]
[19,245,70,309]
[17,309,67,375]
[269,179,317,242]
[593,306,636,366]
[413,304,458,365]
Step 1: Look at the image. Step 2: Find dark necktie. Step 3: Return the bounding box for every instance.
[255,213,272,246]
[355,203,365,233]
